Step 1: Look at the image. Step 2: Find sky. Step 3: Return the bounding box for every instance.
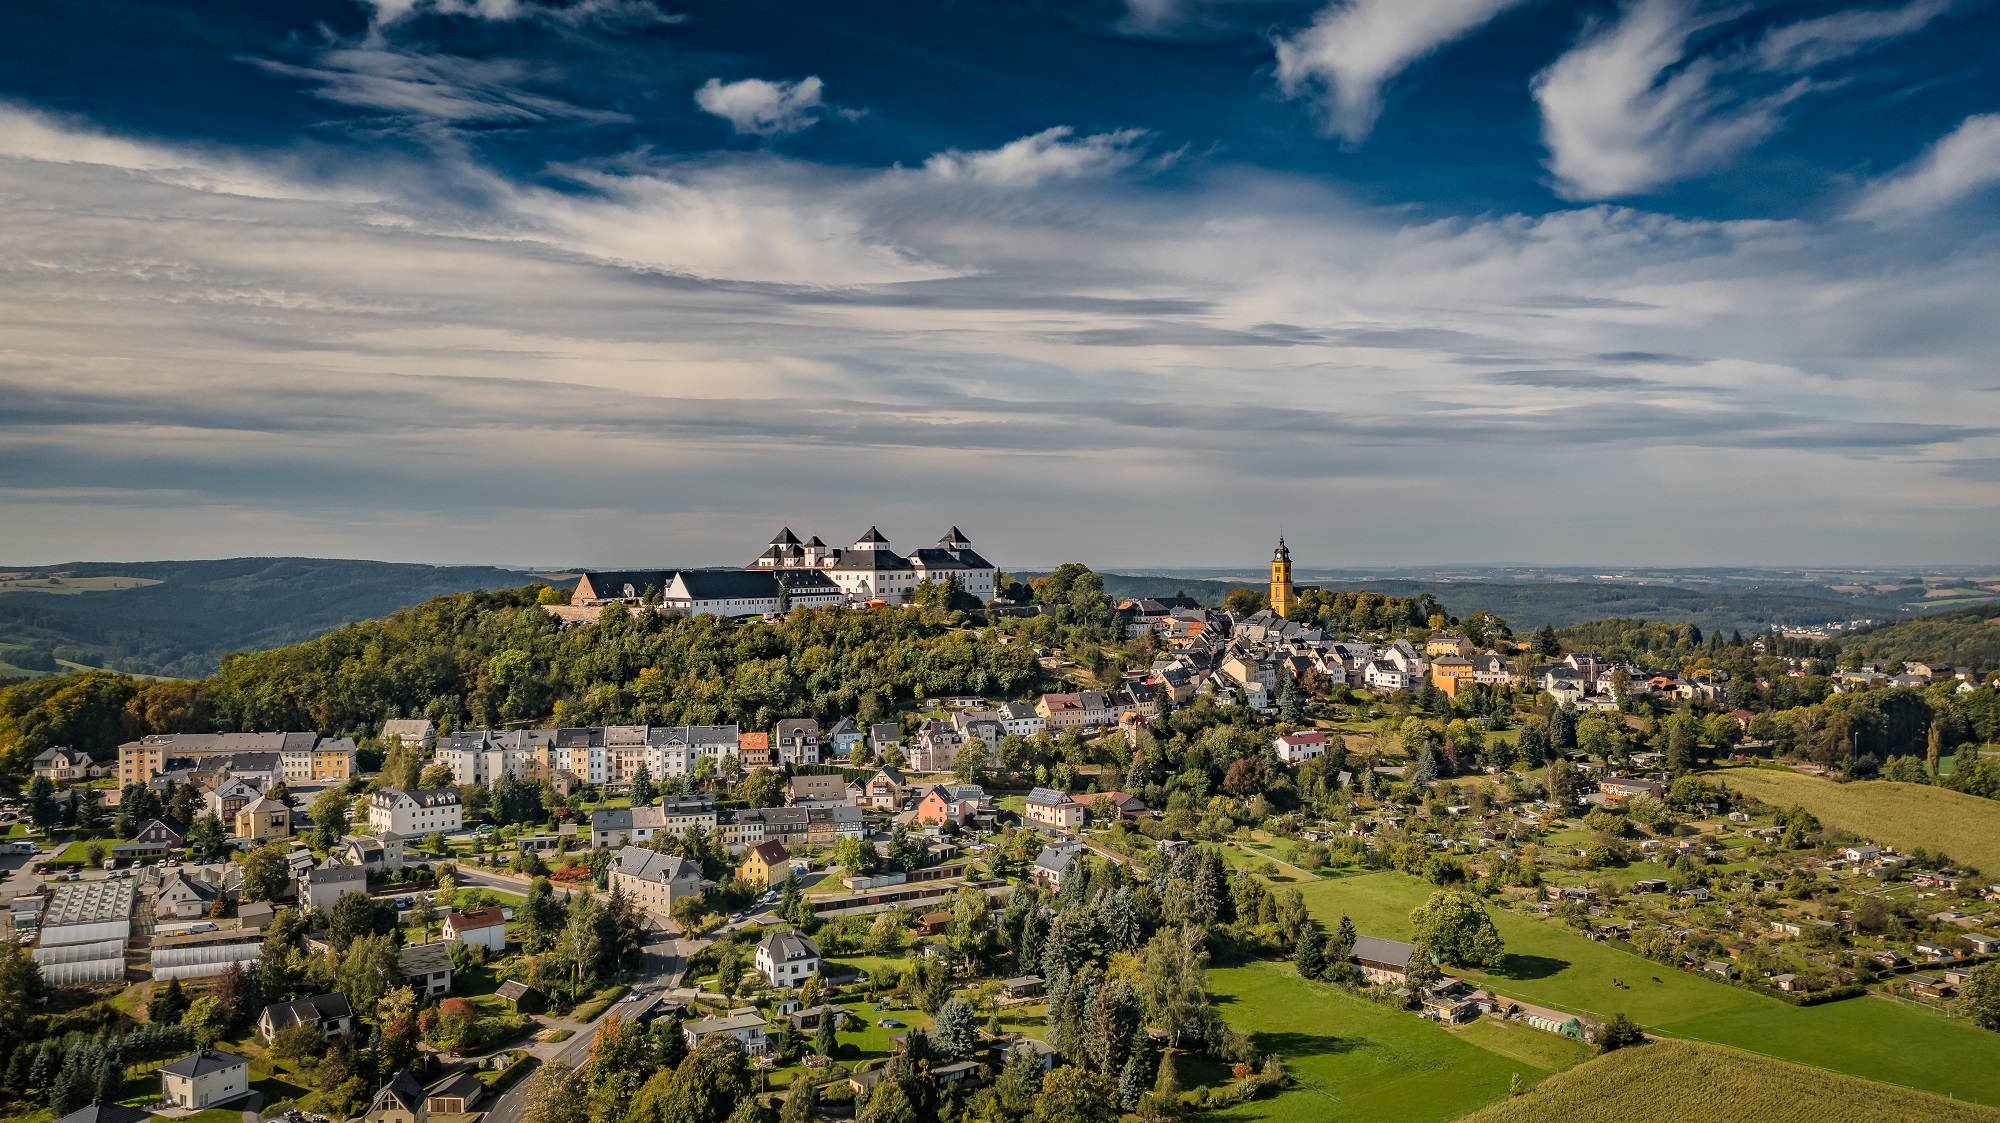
[2,0,1998,571]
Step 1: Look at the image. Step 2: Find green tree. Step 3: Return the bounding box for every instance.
[1532,623,1561,658]
[814,1008,838,1057]
[630,766,656,806]
[309,787,350,850]
[525,1060,590,1123]
[933,997,979,1058]
[1410,890,1506,968]
[149,976,189,1024]
[330,891,391,949]
[1294,924,1324,981]
[243,841,291,903]
[1032,1065,1116,1123]
[333,932,400,1017]
[778,1080,817,1123]
[185,814,227,861]
[1960,963,2000,1031]
[1597,1012,1645,1052]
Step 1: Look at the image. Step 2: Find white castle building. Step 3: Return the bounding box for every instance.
[747,526,995,606]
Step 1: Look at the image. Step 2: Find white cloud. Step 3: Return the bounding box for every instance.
[1850,113,2000,222]
[360,0,678,29]
[0,105,1995,566]
[922,126,1149,186]
[1273,0,1525,144]
[694,76,826,137]
[255,49,628,124]
[1755,0,1950,73]
[1532,0,1797,200]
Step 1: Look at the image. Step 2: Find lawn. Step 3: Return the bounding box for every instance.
[1719,766,2000,875]
[1290,871,2000,1105]
[1460,1038,2000,1123]
[1204,959,1582,1123]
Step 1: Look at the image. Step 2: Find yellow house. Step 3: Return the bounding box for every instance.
[1425,633,1475,659]
[233,795,291,843]
[738,840,791,889]
[1429,656,1477,698]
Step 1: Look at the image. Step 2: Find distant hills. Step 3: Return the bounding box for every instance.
[0,558,554,678]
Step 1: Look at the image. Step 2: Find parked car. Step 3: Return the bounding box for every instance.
[393,896,414,909]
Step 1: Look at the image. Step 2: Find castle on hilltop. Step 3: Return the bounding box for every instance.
[748,525,995,605]
[568,525,995,616]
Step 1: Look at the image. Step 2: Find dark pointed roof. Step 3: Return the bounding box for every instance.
[940,526,970,546]
[854,526,889,545]
[54,1102,151,1123]
[806,535,827,547]
[373,1071,426,1115]
[771,527,801,545]
[1273,535,1291,561]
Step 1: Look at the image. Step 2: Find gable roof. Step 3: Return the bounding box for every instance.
[1350,935,1418,968]
[398,941,455,977]
[262,993,352,1031]
[758,929,820,962]
[446,906,506,932]
[1026,787,1074,807]
[54,1102,151,1123]
[611,847,698,885]
[746,840,790,865]
[676,568,840,601]
[373,1071,426,1115]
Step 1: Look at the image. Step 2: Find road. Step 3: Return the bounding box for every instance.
[480,943,693,1123]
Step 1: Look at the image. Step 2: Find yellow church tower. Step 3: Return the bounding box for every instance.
[1270,535,1296,616]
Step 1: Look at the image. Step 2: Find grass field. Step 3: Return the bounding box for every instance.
[0,575,160,594]
[1290,871,2000,1105]
[1458,1038,2000,1123]
[1719,766,2000,874]
[1205,960,1587,1123]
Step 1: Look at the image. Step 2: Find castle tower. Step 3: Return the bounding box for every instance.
[1270,535,1296,617]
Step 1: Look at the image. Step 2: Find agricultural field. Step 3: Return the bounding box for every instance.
[1721,766,2000,875]
[1457,1039,2000,1123]
[0,574,159,594]
[1290,871,2000,1105]
[1206,959,1586,1123]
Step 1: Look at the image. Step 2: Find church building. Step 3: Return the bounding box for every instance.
[1268,535,1319,618]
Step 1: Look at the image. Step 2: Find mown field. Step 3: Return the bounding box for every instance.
[1458,1038,2000,1123]
[1719,766,2000,874]
[1288,871,2000,1105]
[1207,959,1591,1123]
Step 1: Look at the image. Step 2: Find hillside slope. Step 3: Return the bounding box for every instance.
[0,558,546,677]
[1459,1039,2000,1123]
[1838,603,2000,668]
[1720,766,2000,874]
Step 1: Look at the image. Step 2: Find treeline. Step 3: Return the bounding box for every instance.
[0,586,1047,785]
[1836,604,2000,670]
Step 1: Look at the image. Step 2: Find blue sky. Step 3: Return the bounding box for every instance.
[1,0,1997,569]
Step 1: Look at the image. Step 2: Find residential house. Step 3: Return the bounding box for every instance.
[608,847,704,918]
[367,788,462,837]
[300,861,368,913]
[51,1102,149,1123]
[913,784,985,826]
[495,980,542,1013]
[827,717,865,759]
[1273,731,1328,764]
[339,833,405,874]
[156,872,221,921]
[1362,660,1415,692]
[1597,779,1665,802]
[206,776,265,824]
[997,702,1045,738]
[397,941,454,998]
[907,719,964,773]
[257,994,354,1042]
[736,732,773,769]
[133,817,187,851]
[377,719,437,758]
[774,719,822,766]
[683,1011,768,1055]
[1349,935,1420,984]
[361,1071,426,1123]
[1023,787,1083,831]
[1035,693,1091,732]
[1424,633,1475,659]
[1428,656,1476,698]
[1471,654,1519,686]
[868,723,903,760]
[1031,845,1078,891]
[739,840,792,889]
[863,767,907,810]
[789,774,849,808]
[755,930,821,987]
[31,747,97,784]
[442,907,508,952]
[160,1051,250,1110]
[233,795,291,843]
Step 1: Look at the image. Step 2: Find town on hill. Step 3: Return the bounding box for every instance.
[0,536,1997,1123]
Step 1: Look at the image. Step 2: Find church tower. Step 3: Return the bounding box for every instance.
[1270,535,1296,617]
